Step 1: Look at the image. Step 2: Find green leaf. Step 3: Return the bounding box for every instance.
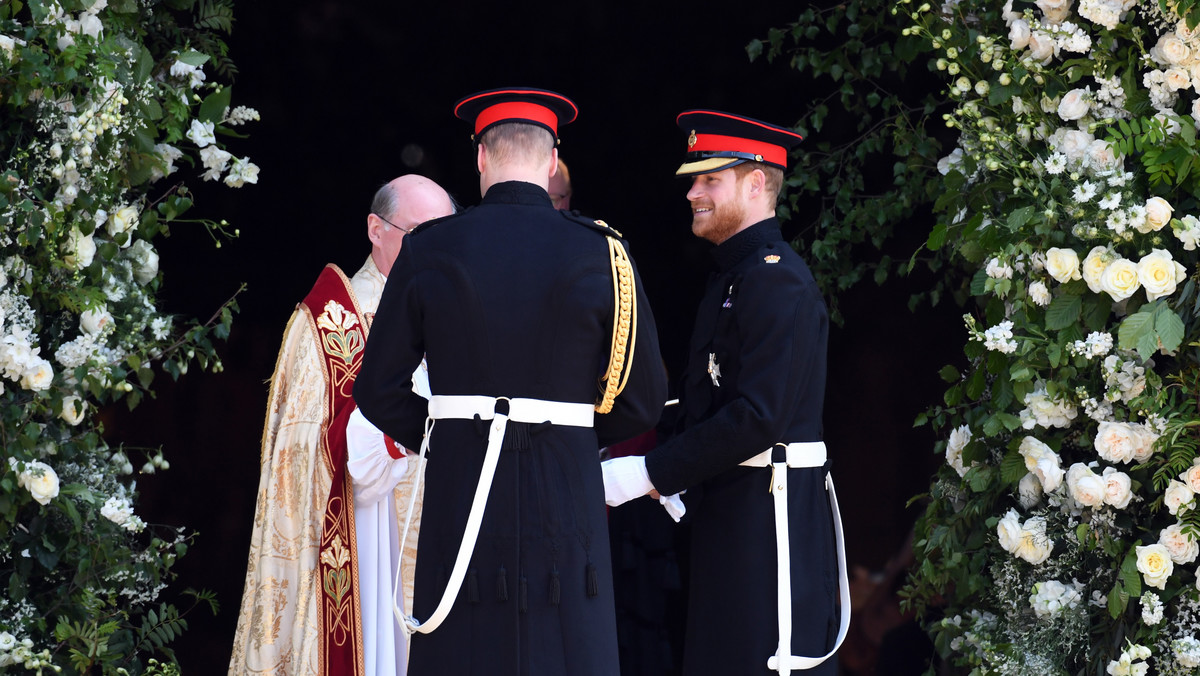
[939,365,960,383]
[1153,302,1185,354]
[1000,450,1027,486]
[1118,305,1155,355]
[176,50,210,67]
[1044,294,1082,331]
[198,86,233,124]
[926,223,948,251]
[1006,205,1035,231]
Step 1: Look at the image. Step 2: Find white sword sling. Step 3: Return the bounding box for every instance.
[740,442,850,675]
[393,395,595,635]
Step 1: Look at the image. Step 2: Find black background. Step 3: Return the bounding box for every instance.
[106,1,962,672]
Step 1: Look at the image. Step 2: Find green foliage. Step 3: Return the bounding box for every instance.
[0,0,254,671]
[750,1,951,323]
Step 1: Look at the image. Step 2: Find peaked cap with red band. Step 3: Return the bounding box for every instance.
[454,87,579,141]
[675,109,803,176]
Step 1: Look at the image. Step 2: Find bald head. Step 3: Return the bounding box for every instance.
[368,174,454,276]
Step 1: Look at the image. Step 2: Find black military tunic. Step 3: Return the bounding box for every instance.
[354,180,667,676]
[644,218,838,675]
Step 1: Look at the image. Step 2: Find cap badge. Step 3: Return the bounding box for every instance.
[687,130,697,149]
[764,254,781,264]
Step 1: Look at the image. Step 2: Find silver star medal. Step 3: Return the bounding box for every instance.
[707,352,721,387]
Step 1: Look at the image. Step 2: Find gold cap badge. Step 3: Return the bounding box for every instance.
[687,130,697,149]
[764,254,781,264]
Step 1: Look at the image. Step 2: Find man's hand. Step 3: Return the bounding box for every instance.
[601,456,654,507]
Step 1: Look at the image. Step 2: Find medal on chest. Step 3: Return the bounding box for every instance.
[707,352,722,387]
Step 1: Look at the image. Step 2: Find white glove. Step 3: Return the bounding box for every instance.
[659,493,686,522]
[346,407,409,506]
[601,455,654,507]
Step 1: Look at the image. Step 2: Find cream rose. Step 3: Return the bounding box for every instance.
[1082,246,1111,293]
[1009,18,1031,50]
[1019,473,1043,508]
[1137,543,1175,589]
[127,240,159,285]
[15,460,60,505]
[997,508,1024,553]
[1027,30,1056,64]
[62,228,96,270]
[1131,424,1159,463]
[1165,479,1196,516]
[1055,129,1094,162]
[1143,197,1174,233]
[60,395,86,426]
[1057,88,1090,121]
[1138,249,1187,301]
[1157,33,1192,65]
[1036,0,1072,24]
[1094,421,1137,464]
[945,424,972,478]
[1017,516,1054,565]
[1045,248,1082,283]
[1020,436,1064,493]
[1167,67,1193,92]
[1101,467,1133,508]
[1160,523,1199,564]
[1028,280,1052,306]
[1066,463,1105,507]
[80,305,112,335]
[20,358,53,391]
[1085,139,1121,172]
[1099,258,1140,301]
[1184,460,1200,493]
[106,205,139,245]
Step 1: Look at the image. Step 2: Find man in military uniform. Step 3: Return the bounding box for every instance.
[603,110,848,675]
[352,87,668,676]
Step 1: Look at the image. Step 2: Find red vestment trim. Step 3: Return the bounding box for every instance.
[304,264,367,676]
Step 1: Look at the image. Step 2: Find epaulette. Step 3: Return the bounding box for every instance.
[559,209,625,239]
[408,208,466,236]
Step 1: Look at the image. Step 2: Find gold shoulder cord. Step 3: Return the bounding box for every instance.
[596,236,637,414]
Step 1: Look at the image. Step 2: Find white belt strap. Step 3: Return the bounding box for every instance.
[741,443,850,674]
[393,395,594,636]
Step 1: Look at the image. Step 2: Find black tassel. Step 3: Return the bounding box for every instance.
[586,563,599,598]
[497,565,508,602]
[519,576,528,613]
[549,566,561,606]
[467,569,479,604]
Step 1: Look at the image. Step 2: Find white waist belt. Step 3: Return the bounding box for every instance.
[739,441,849,674]
[394,395,594,637]
[739,441,827,468]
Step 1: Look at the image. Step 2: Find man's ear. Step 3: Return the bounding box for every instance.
[746,168,766,199]
[367,213,385,246]
[476,143,487,175]
[548,147,559,178]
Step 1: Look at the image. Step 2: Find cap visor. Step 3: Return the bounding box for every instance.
[675,157,744,176]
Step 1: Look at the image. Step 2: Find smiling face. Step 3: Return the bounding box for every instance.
[686,167,751,244]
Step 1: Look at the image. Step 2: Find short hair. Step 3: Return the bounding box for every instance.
[479,122,555,166]
[370,181,399,220]
[733,162,784,205]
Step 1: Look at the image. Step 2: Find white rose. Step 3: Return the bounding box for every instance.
[105,205,139,247]
[1019,472,1044,508]
[945,424,972,477]
[1082,246,1112,293]
[60,395,86,425]
[997,508,1024,553]
[17,460,60,505]
[1028,280,1052,306]
[1095,421,1138,463]
[80,305,112,335]
[1131,424,1158,463]
[77,12,101,39]
[1138,249,1186,301]
[1099,258,1140,301]
[1017,516,1054,564]
[1101,467,1133,508]
[1066,462,1105,507]
[1056,129,1094,162]
[1085,139,1121,171]
[1058,88,1091,121]
[1145,198,1174,233]
[1036,0,1072,24]
[1010,19,1031,49]
[1165,479,1196,515]
[100,496,131,526]
[20,358,53,391]
[1157,34,1192,65]
[62,228,96,270]
[1137,543,1175,590]
[1160,523,1199,564]
[1027,30,1056,64]
[126,240,159,285]
[1045,248,1082,283]
[1184,459,1200,493]
[1020,436,1064,493]
[1166,67,1192,92]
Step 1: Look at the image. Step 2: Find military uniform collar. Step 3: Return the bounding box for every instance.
[712,218,783,271]
[481,180,554,207]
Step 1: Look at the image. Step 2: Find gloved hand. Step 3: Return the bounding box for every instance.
[659,493,686,522]
[601,455,654,507]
